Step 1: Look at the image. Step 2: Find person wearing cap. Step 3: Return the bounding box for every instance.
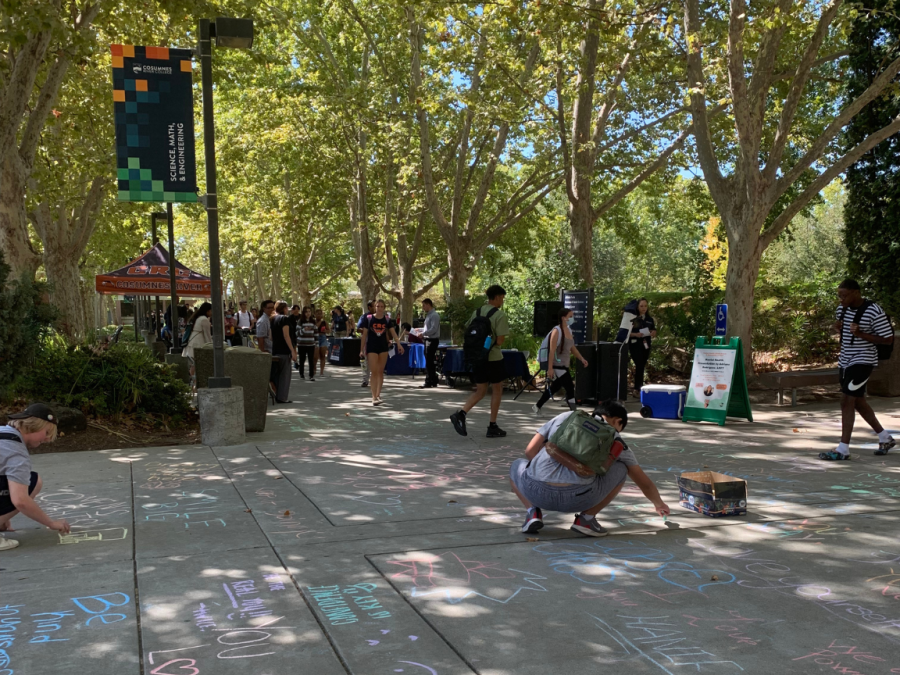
[509,401,670,537]
[0,404,71,551]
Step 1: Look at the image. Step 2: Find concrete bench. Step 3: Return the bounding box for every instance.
[759,369,839,406]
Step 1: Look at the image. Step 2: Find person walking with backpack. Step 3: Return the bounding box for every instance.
[819,279,895,461]
[510,401,670,536]
[533,307,589,415]
[450,285,510,438]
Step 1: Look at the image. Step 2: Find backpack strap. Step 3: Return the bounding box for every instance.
[0,433,23,443]
[849,300,872,346]
[485,306,499,320]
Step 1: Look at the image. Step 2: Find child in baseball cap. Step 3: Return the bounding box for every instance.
[0,403,71,551]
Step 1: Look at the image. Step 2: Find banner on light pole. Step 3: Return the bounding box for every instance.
[111,44,198,203]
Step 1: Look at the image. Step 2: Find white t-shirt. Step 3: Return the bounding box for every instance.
[236,311,252,329]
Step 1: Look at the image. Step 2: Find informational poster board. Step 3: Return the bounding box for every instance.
[111,44,198,202]
[682,336,753,426]
[560,288,594,345]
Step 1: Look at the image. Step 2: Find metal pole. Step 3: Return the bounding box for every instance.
[152,215,161,341]
[199,18,230,388]
[167,202,181,352]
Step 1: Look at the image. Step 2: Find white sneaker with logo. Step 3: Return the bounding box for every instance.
[0,537,20,551]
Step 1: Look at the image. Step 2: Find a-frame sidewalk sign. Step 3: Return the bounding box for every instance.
[682,336,753,426]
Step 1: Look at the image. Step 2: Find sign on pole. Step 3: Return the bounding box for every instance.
[715,303,728,336]
[682,336,753,426]
[560,288,594,345]
[111,45,197,203]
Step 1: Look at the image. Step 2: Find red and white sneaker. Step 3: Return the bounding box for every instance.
[522,507,543,534]
[571,513,608,537]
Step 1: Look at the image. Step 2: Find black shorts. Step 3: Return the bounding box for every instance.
[0,471,38,516]
[840,364,874,397]
[366,342,390,355]
[473,359,508,384]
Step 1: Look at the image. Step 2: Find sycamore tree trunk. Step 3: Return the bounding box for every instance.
[45,254,86,336]
[0,156,39,281]
[569,198,594,286]
[721,217,763,373]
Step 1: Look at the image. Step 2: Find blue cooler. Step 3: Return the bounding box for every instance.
[640,385,686,419]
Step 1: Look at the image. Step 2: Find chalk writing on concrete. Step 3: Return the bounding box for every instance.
[590,614,745,673]
[306,583,391,625]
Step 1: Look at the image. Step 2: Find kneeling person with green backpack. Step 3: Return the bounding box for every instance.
[509,401,670,537]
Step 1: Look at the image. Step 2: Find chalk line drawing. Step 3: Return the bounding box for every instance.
[58,527,128,545]
[395,662,438,674]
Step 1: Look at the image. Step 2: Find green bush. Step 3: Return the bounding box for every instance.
[13,340,191,420]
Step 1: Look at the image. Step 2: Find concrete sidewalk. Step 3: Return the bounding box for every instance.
[2,365,900,674]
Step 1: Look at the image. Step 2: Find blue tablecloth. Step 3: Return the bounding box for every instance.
[384,342,426,376]
[440,348,528,378]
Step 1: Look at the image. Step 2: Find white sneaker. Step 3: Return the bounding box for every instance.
[0,537,20,551]
[532,403,541,415]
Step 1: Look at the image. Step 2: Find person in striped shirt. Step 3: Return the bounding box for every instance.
[819,279,895,461]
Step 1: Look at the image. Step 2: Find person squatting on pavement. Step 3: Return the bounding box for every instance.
[819,278,895,461]
[1,404,71,551]
[510,401,670,537]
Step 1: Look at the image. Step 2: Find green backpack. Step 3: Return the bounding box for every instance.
[548,410,622,476]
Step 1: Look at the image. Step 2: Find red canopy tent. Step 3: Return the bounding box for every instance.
[95,243,211,297]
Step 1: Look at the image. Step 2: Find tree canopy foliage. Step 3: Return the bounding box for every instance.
[1,0,897,369]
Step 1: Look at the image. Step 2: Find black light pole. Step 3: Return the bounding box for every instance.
[151,212,165,340]
[165,203,180,352]
[198,17,254,389]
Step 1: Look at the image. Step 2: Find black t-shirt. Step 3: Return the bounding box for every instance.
[333,313,348,331]
[272,315,292,355]
[362,314,394,350]
[287,314,299,342]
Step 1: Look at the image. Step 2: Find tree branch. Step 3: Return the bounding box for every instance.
[763,0,844,185]
[762,113,900,250]
[774,52,900,200]
[683,0,727,199]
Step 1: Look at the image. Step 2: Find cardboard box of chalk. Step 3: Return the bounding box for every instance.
[677,471,748,517]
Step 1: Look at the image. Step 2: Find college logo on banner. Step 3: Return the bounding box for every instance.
[111,45,198,203]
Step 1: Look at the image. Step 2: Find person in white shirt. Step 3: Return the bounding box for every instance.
[421,298,441,388]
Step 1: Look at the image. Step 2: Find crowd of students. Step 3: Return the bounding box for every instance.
[1,278,894,553]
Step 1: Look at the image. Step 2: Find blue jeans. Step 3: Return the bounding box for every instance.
[510,458,627,513]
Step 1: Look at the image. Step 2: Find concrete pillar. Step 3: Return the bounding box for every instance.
[150,340,167,362]
[198,386,245,446]
[165,352,192,384]
[870,342,900,397]
[194,345,272,432]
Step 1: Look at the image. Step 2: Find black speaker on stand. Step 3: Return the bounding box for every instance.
[575,342,597,401]
[596,341,629,401]
[533,301,564,337]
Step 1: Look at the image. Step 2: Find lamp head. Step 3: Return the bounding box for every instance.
[213,17,254,49]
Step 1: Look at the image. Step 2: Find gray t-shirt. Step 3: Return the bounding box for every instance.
[526,412,637,485]
[0,425,32,485]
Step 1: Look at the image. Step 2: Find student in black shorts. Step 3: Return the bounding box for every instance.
[1,404,71,551]
[359,299,404,406]
[450,285,511,438]
[819,279,895,460]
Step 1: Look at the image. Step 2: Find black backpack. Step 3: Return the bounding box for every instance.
[841,300,894,361]
[463,306,499,367]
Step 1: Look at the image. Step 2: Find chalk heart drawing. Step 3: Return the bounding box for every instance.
[658,566,736,593]
[149,659,199,675]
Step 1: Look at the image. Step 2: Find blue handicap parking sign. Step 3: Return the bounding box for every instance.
[716,304,728,336]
